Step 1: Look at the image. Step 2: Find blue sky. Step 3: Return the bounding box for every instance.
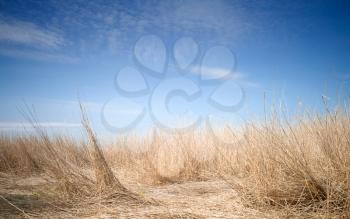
[0,0,349,138]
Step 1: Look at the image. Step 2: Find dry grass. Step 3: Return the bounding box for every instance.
[228,113,350,216]
[0,105,349,218]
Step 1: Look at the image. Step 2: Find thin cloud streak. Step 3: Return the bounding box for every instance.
[0,20,64,49]
[0,122,82,129]
[0,48,79,63]
[0,1,254,62]
[190,65,244,79]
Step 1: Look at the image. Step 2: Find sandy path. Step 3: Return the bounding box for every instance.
[0,175,274,218]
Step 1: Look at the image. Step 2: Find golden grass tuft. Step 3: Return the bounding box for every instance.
[79,103,125,192]
[0,104,349,217]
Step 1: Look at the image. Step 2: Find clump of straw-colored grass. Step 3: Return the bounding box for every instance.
[0,102,349,217]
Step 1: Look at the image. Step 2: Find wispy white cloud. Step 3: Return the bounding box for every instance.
[47,0,254,56]
[0,48,78,63]
[0,1,254,61]
[189,65,260,88]
[0,19,77,63]
[102,108,142,115]
[0,122,81,129]
[240,81,261,88]
[0,20,64,49]
[190,65,244,80]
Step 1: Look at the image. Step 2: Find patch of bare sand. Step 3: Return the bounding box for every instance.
[0,175,282,218]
